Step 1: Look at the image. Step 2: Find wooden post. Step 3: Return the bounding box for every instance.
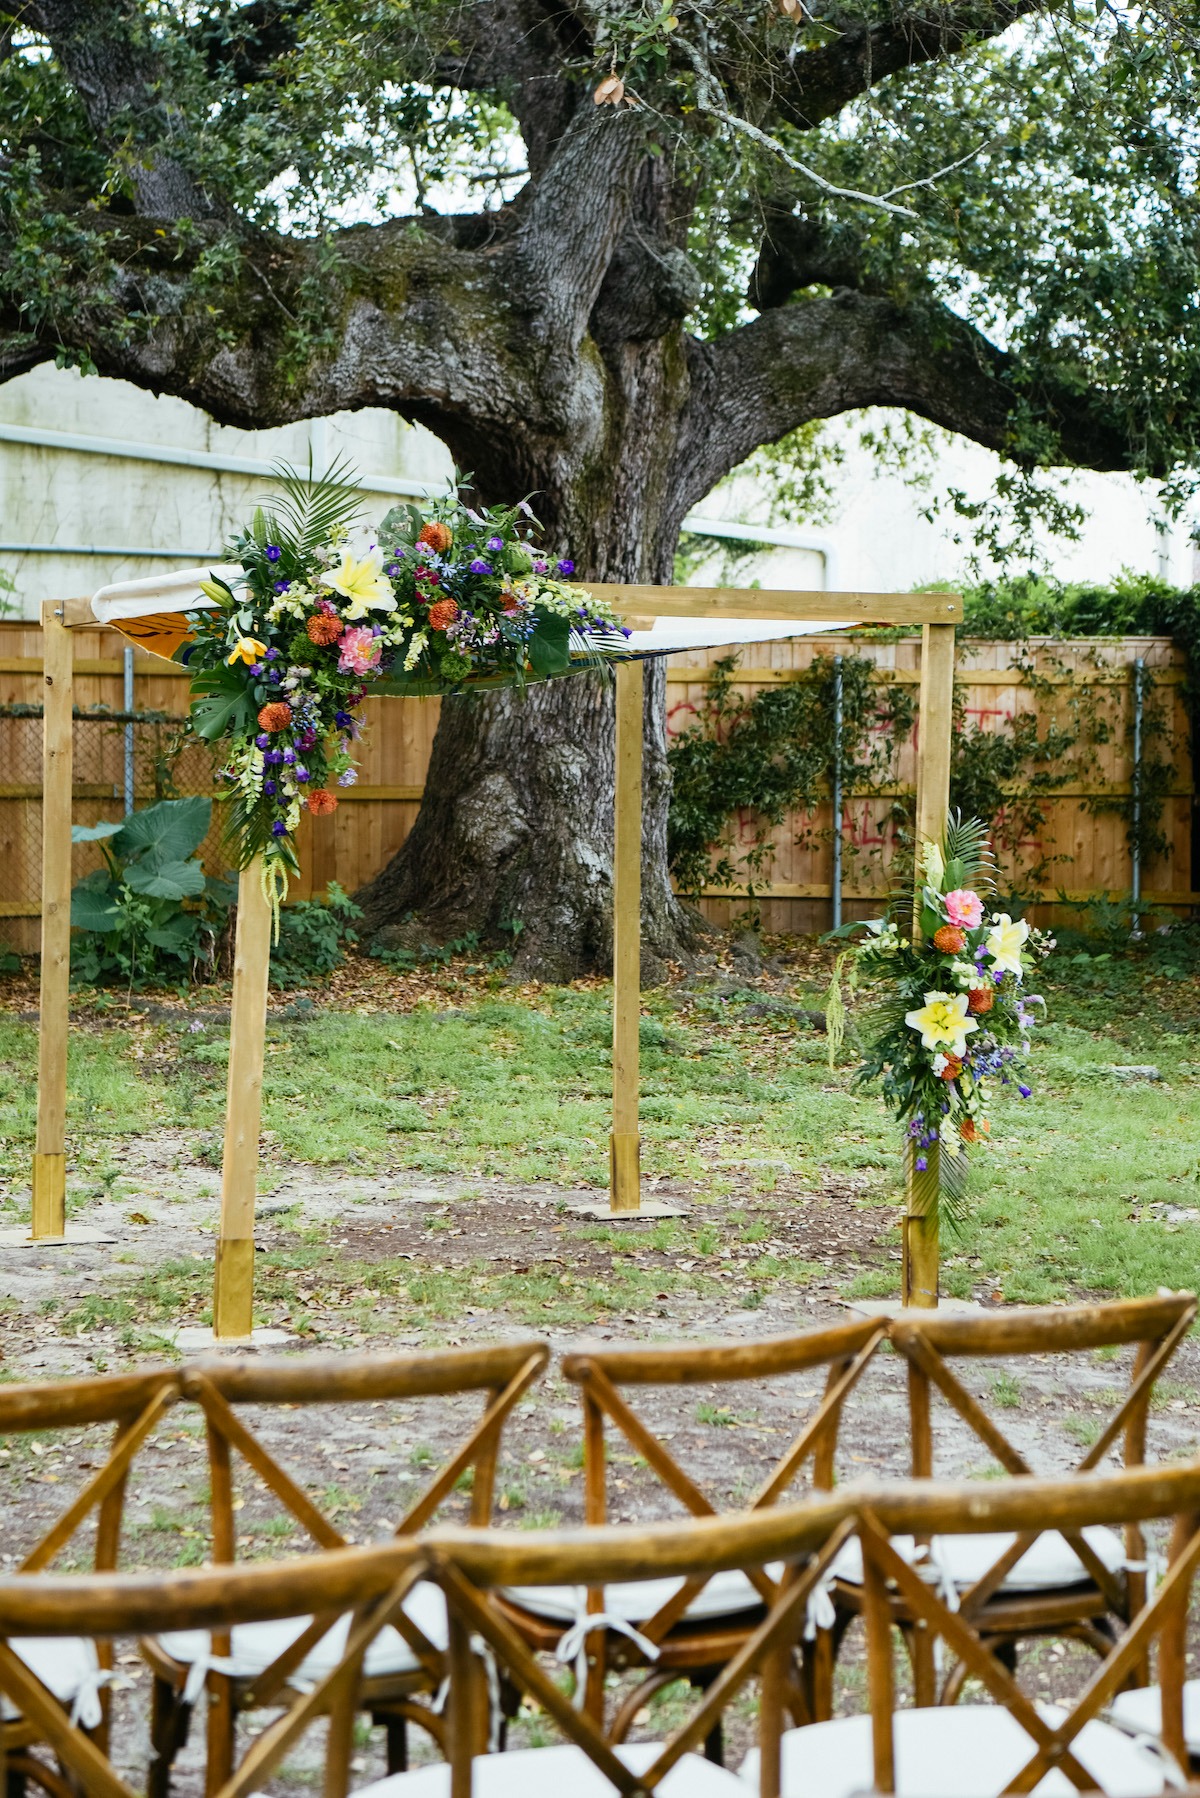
[212,858,272,1338]
[609,659,643,1213]
[903,620,956,1308]
[32,601,74,1239]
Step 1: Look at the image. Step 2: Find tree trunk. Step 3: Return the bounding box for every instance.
[355,329,701,980]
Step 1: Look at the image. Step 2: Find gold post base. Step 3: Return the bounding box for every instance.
[212,1237,255,1340]
[30,1152,66,1239]
[609,1132,641,1213]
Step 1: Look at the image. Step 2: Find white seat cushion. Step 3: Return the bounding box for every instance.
[830,1527,1127,1593]
[357,1741,746,1795]
[0,1638,106,1728]
[155,1579,447,1687]
[739,1705,1168,1797]
[1110,1680,1200,1753]
[503,1565,785,1628]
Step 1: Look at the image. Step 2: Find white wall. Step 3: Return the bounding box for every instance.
[1,369,1194,616]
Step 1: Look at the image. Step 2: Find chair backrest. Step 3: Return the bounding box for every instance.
[852,1460,1200,1795]
[0,1339,549,1576]
[886,1292,1197,1619]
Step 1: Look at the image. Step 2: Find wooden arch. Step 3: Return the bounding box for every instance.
[30,583,959,1335]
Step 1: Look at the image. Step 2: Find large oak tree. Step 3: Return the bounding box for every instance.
[2,0,1197,974]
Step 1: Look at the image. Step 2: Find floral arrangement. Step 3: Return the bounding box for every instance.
[179,464,629,913]
[825,815,1052,1220]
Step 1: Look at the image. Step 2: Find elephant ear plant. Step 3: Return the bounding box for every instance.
[70,797,230,987]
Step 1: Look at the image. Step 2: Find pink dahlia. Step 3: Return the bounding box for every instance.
[945,888,984,929]
[338,625,383,676]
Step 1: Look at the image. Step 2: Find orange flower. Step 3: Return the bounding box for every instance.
[932,924,965,955]
[306,789,338,817]
[306,613,342,646]
[417,521,453,553]
[960,1117,978,1144]
[967,987,995,1015]
[428,598,459,632]
[940,1054,963,1081]
[257,701,292,733]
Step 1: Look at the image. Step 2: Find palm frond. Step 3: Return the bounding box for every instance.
[942,810,998,893]
[937,1141,972,1233]
[258,453,363,555]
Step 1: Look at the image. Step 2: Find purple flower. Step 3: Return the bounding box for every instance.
[274,580,290,594]
[283,748,296,765]
[533,559,549,574]
[486,535,504,551]
[263,780,277,796]
[557,558,575,575]
[469,559,493,575]
[1018,1084,1032,1098]
[187,1019,205,1034]
[915,1156,928,1172]
[387,562,402,576]
[294,765,309,783]
[271,820,287,837]
[250,662,263,676]
[268,668,281,683]
[255,732,269,749]
[265,748,283,765]
[337,769,358,787]
[266,647,280,660]
[335,710,352,727]
[266,545,281,563]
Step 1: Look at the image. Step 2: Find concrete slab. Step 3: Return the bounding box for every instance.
[171,1326,292,1351]
[843,1295,994,1319]
[568,1200,689,1221]
[0,1225,117,1246]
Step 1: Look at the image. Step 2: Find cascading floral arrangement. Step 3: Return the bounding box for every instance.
[825,815,1052,1221]
[179,464,630,914]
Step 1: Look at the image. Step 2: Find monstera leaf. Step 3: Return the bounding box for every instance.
[526,611,571,678]
[190,664,258,740]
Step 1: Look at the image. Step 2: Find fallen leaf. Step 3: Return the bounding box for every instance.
[594,74,625,106]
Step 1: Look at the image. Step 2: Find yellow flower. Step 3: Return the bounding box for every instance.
[322,548,396,619]
[985,913,1030,977]
[904,990,978,1055]
[226,635,267,666]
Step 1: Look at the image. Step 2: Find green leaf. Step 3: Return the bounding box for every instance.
[526,611,571,678]
[70,875,122,932]
[114,798,213,869]
[71,820,123,843]
[146,914,202,952]
[123,857,207,901]
[190,667,257,741]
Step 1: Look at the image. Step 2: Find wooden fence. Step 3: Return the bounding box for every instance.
[0,621,1193,953]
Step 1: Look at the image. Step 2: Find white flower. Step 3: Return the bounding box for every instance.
[403,631,428,671]
[986,913,1030,977]
[932,1053,949,1074]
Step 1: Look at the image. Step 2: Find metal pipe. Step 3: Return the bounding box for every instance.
[0,421,438,497]
[1131,657,1145,939]
[123,647,135,817]
[831,654,844,931]
[0,543,224,559]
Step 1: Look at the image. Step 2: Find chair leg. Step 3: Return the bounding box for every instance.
[384,1716,408,1775]
[148,1676,191,1798]
[204,1677,236,1798]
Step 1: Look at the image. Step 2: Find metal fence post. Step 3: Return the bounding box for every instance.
[1131,657,1145,940]
[123,646,135,816]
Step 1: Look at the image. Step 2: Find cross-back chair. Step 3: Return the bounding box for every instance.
[497,1317,884,1745]
[0,1532,435,1798]
[829,1291,1198,1707]
[0,1341,548,1796]
[360,1491,859,1798]
[741,1460,1200,1798]
[143,1342,548,1794]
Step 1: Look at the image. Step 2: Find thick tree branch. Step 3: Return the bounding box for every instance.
[675,291,1131,516]
[720,0,1041,133]
[20,0,220,216]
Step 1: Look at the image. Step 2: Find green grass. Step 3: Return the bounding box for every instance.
[1,936,1199,1312]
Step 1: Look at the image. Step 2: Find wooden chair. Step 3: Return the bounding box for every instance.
[496,1316,885,1745]
[141,1343,548,1795]
[740,1459,1200,1798]
[0,1342,547,1796]
[829,1291,1198,1707]
[0,1531,434,1798]
[360,1490,859,1798]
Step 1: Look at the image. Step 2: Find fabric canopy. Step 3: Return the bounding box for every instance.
[90,565,855,663]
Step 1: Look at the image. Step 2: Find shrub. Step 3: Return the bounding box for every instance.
[270,883,361,987]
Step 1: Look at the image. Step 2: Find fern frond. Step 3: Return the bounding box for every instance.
[942,810,998,893]
[258,453,363,555]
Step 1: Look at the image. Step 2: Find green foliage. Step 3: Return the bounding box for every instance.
[270,884,361,988]
[69,798,226,987]
[667,652,914,900]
